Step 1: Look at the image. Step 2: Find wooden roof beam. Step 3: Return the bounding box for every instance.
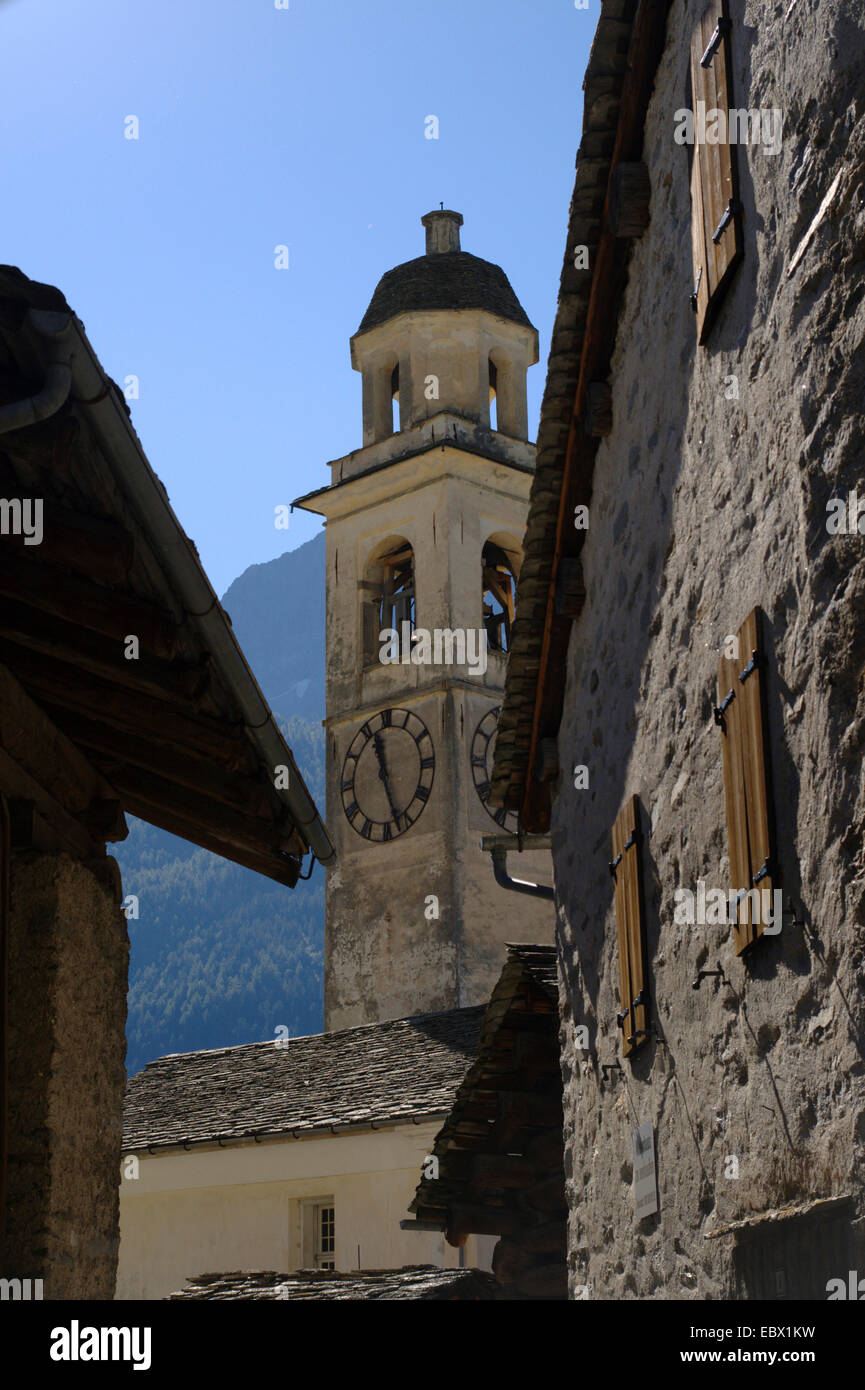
[96,763,301,860]
[118,793,302,887]
[47,708,279,821]
[0,550,178,658]
[0,663,127,844]
[0,601,210,706]
[1,643,250,770]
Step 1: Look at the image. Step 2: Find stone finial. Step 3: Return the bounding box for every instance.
[421,209,463,255]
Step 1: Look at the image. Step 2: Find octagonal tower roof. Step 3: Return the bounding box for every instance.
[356,210,535,336]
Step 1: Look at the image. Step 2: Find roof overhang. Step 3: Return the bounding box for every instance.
[488,0,673,831]
[0,268,334,879]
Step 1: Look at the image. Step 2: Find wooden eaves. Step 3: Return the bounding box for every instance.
[0,267,334,885]
[488,0,672,832]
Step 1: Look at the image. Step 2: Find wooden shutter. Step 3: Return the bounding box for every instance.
[610,795,648,1057]
[687,1,743,342]
[715,609,776,954]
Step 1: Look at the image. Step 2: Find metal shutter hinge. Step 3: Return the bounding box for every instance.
[700,16,731,68]
[752,858,772,885]
[690,265,702,311]
[738,649,759,682]
[712,198,742,245]
[608,828,637,876]
[714,687,735,728]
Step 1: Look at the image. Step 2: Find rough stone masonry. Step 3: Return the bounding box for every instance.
[551,0,865,1297]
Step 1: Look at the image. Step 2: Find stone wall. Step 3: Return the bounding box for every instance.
[3,853,128,1299]
[551,0,865,1297]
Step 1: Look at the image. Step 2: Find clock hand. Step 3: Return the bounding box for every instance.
[373,730,401,824]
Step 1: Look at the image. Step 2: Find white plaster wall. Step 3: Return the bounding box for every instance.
[117,1122,494,1300]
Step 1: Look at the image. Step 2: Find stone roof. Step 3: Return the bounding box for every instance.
[169,1266,498,1300]
[410,944,561,1222]
[357,251,535,335]
[489,0,670,821]
[123,1006,484,1151]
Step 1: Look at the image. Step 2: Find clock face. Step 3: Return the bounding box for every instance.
[341,707,435,841]
[471,706,519,833]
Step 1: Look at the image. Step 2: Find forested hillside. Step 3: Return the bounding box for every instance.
[116,534,327,1077]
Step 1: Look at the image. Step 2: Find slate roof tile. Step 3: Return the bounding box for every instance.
[123,1006,484,1151]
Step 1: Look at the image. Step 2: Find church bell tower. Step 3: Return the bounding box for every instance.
[296,210,554,1031]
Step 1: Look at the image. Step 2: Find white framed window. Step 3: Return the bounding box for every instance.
[301,1199,335,1271]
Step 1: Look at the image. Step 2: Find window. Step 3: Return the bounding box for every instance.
[302,1200,335,1271]
[715,608,777,955]
[488,358,498,432]
[685,0,743,342]
[482,541,516,653]
[391,363,400,435]
[609,795,649,1058]
[315,1204,335,1270]
[361,539,416,666]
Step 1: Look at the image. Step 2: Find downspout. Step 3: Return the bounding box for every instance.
[481,832,555,900]
[24,307,335,867]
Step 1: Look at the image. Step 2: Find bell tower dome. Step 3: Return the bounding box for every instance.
[351,209,538,444]
[295,211,552,1032]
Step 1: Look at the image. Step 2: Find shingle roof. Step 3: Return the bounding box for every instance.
[489,0,671,820]
[410,944,561,1222]
[123,1006,484,1151]
[169,1266,498,1300]
[357,251,535,335]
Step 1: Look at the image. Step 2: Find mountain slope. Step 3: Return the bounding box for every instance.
[115,535,327,1077]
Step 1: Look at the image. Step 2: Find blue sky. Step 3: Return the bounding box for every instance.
[4,0,596,594]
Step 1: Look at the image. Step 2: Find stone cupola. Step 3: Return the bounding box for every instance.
[351,210,539,445]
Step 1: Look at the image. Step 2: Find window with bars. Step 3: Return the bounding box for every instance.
[361,541,416,665]
[482,541,516,653]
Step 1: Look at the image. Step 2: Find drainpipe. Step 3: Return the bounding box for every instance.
[0,362,72,434]
[23,307,335,867]
[481,832,555,900]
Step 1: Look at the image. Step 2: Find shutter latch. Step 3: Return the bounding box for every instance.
[700,16,731,68]
[738,649,759,683]
[689,265,702,312]
[712,198,742,245]
[714,687,735,728]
